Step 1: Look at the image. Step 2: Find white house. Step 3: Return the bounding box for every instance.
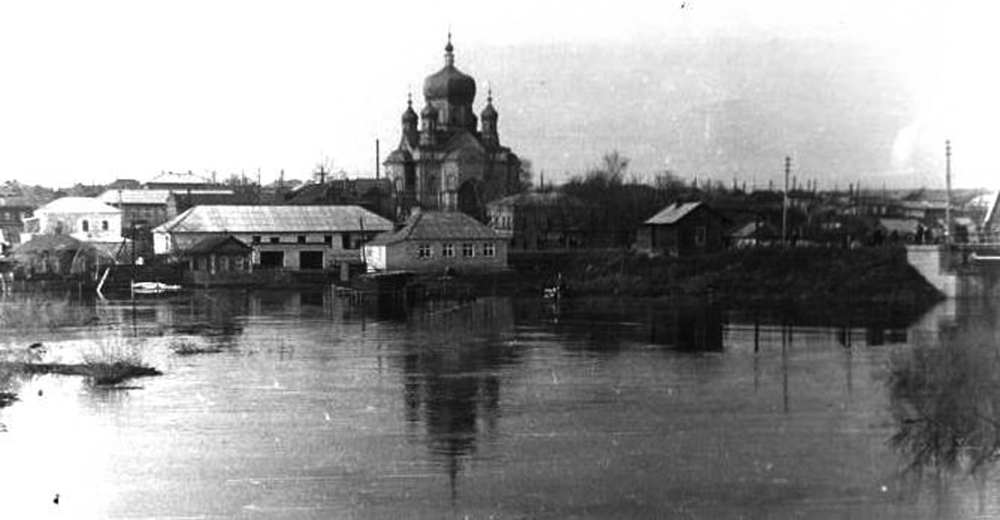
[364,210,508,274]
[21,197,123,245]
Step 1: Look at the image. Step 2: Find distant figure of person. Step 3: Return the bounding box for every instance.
[915,224,926,244]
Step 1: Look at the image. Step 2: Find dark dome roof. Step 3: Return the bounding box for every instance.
[481,100,497,120]
[424,65,476,105]
[402,103,418,124]
[421,103,438,118]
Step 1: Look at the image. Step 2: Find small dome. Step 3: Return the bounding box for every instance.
[481,99,497,121]
[421,103,438,119]
[402,104,417,125]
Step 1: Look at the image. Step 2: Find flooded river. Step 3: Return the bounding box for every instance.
[1,290,999,518]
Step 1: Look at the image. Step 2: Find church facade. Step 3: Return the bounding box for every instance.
[384,36,522,221]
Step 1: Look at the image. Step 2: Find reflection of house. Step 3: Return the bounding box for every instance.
[364,210,507,274]
[20,197,122,254]
[384,36,521,219]
[636,201,728,256]
[485,191,602,252]
[152,205,393,271]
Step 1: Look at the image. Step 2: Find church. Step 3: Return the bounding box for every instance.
[384,35,522,221]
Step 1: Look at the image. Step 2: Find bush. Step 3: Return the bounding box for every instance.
[81,339,160,386]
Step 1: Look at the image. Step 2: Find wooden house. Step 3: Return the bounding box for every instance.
[636,201,728,257]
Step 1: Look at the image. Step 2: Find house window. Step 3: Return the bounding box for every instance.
[101,220,109,231]
[252,236,261,244]
[297,235,306,244]
[483,242,496,257]
[270,237,280,244]
[695,226,707,246]
[324,235,333,245]
[442,243,455,257]
[462,243,474,257]
[418,244,432,258]
[81,220,89,232]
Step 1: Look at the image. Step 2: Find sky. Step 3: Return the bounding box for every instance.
[0,0,997,189]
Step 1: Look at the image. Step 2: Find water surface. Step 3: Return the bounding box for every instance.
[0,291,996,518]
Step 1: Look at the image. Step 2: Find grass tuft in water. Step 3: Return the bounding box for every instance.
[80,339,161,386]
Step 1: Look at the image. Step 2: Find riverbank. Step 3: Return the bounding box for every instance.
[497,246,944,306]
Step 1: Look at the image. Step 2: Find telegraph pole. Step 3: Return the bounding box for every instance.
[782,156,790,247]
[945,140,953,244]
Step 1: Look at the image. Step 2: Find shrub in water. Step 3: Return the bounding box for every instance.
[81,339,160,386]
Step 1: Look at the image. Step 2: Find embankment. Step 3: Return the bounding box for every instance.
[504,246,944,306]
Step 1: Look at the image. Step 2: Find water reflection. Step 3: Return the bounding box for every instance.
[888,305,1000,476]
[396,299,520,499]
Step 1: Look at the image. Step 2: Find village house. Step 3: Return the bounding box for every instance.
[485,191,603,252]
[181,235,256,286]
[152,205,393,271]
[20,197,123,253]
[0,203,33,252]
[635,201,728,257]
[727,220,779,248]
[97,188,238,231]
[363,210,507,274]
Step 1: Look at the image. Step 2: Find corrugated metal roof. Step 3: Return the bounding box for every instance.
[154,205,393,234]
[368,211,499,245]
[97,189,235,205]
[644,202,702,225]
[38,197,121,214]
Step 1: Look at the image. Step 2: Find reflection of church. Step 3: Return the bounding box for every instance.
[385,35,522,220]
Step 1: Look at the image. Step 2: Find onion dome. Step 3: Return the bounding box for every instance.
[423,34,476,105]
[481,89,498,121]
[401,94,418,125]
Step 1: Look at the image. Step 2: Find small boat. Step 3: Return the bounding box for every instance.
[132,281,182,295]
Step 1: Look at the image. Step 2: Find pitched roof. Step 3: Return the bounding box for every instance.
[153,205,393,234]
[37,197,121,214]
[183,235,254,255]
[147,171,213,185]
[644,202,703,225]
[97,189,235,206]
[368,211,499,245]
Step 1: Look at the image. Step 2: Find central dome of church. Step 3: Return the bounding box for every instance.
[423,38,476,105]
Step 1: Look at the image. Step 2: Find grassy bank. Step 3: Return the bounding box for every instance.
[505,246,943,305]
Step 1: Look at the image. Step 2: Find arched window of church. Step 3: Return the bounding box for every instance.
[81,220,89,232]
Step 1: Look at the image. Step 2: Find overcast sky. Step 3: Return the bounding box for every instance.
[0,0,996,188]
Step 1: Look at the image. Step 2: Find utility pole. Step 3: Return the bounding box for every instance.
[782,156,790,247]
[945,140,953,244]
